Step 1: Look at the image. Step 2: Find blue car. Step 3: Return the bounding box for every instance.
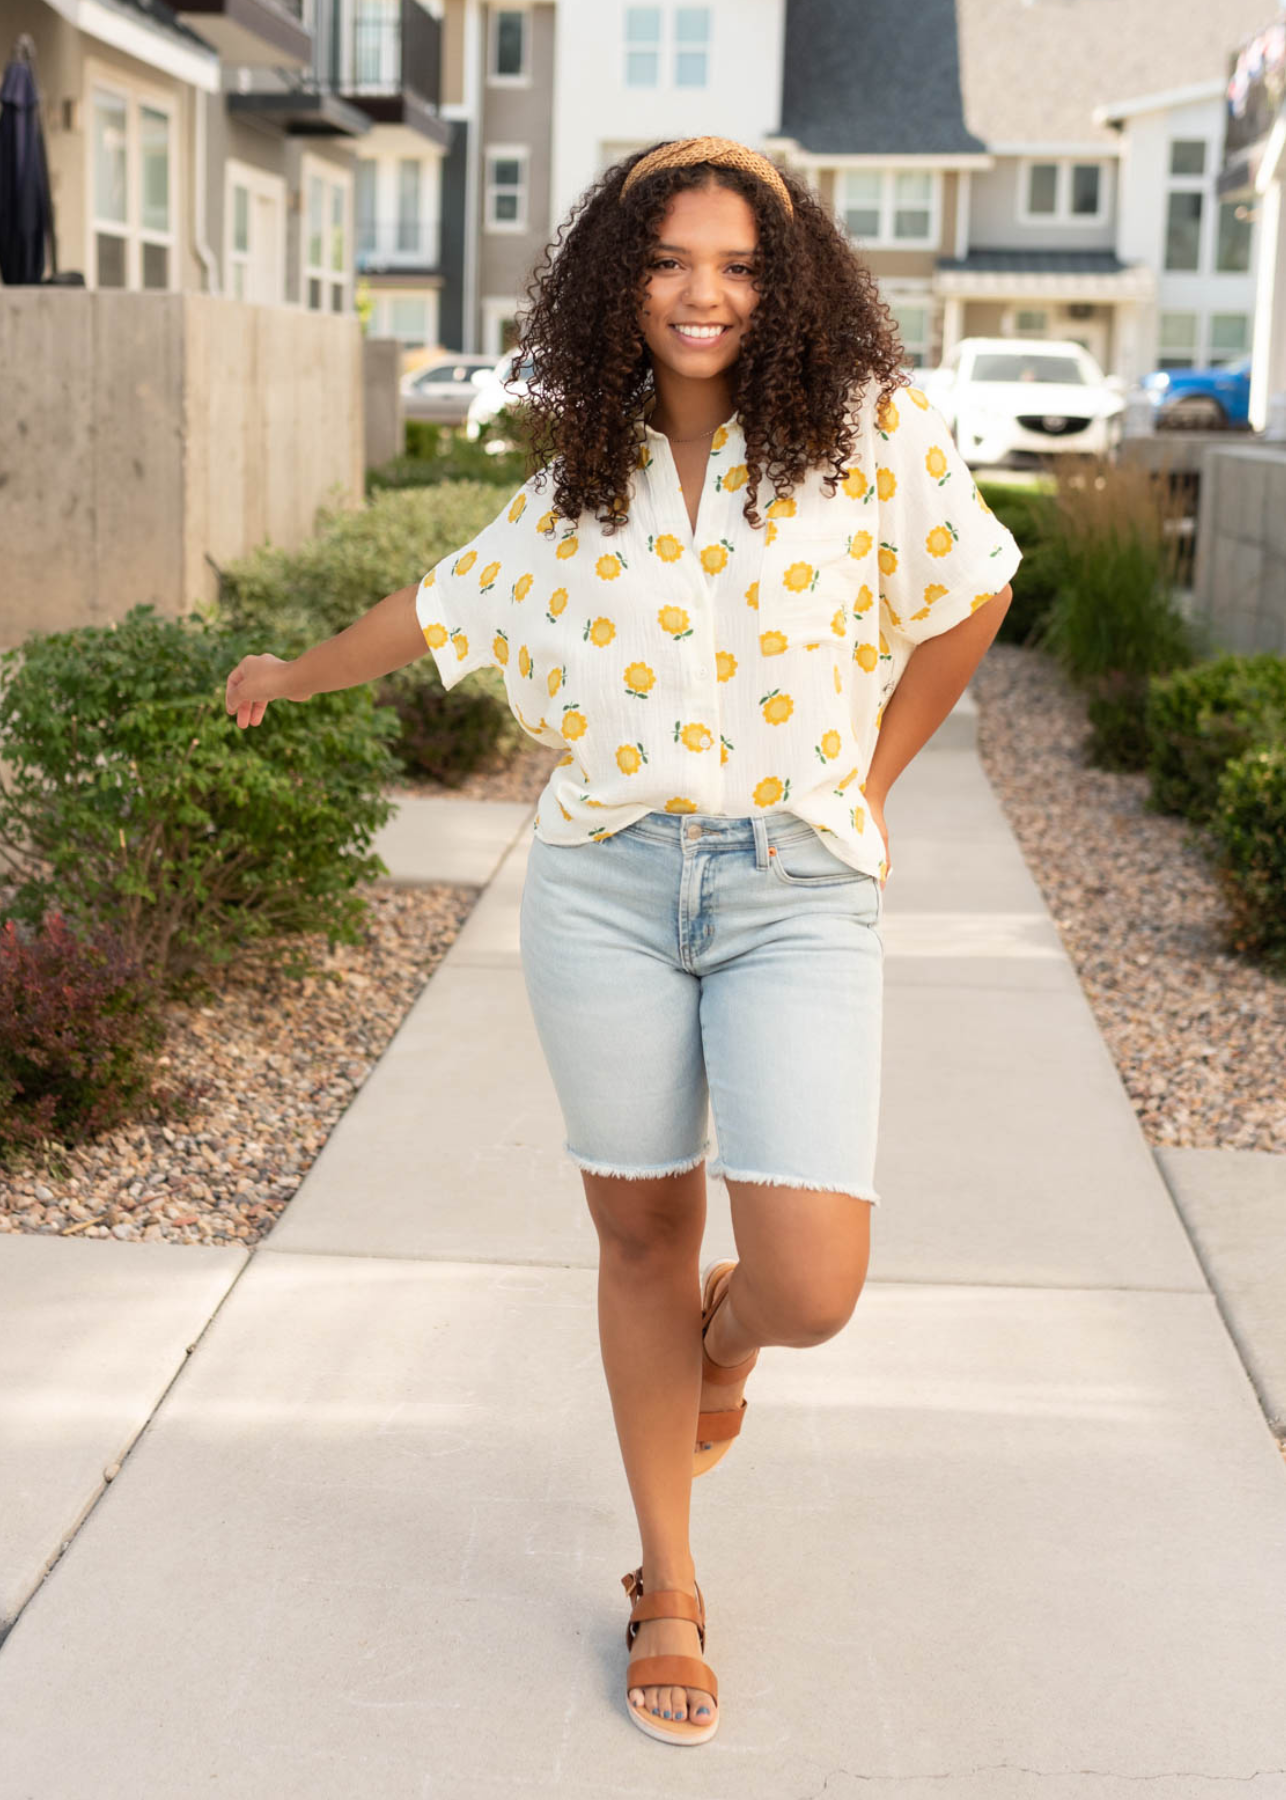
[1140,355,1252,429]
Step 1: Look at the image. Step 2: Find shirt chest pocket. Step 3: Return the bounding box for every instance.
[757,529,856,649]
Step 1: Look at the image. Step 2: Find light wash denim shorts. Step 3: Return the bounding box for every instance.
[519,810,884,1204]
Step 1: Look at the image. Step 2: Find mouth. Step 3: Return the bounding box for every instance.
[669,323,733,346]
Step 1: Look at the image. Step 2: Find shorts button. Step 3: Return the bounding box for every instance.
[685,823,701,840]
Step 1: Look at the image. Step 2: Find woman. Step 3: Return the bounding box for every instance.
[225,135,1021,1748]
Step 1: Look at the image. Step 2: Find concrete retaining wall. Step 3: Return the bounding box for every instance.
[0,290,365,646]
[363,337,404,472]
[1191,443,1286,656]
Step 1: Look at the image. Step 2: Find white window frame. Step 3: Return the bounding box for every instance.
[224,160,287,305]
[836,168,940,249]
[484,143,528,233]
[1158,309,1252,370]
[622,6,711,90]
[300,152,353,312]
[373,288,439,347]
[1016,157,1108,227]
[886,296,932,368]
[487,5,531,86]
[1162,137,1209,274]
[674,6,711,88]
[84,60,179,293]
[481,294,522,355]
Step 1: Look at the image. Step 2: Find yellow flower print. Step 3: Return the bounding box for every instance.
[764,520,779,545]
[716,648,737,682]
[760,628,789,657]
[636,445,652,471]
[874,703,885,729]
[560,706,588,741]
[848,529,873,560]
[625,661,657,697]
[658,604,692,640]
[885,601,902,627]
[854,583,875,614]
[454,549,478,575]
[835,766,859,792]
[422,566,437,588]
[784,559,821,594]
[766,496,796,520]
[700,540,734,574]
[718,463,749,492]
[833,664,842,694]
[479,560,501,591]
[968,592,994,614]
[493,630,510,665]
[719,735,732,765]
[924,582,949,607]
[676,721,715,752]
[519,645,532,678]
[664,797,698,813]
[745,581,760,610]
[508,492,527,523]
[878,543,898,577]
[558,801,573,821]
[906,385,930,410]
[711,424,730,450]
[547,665,564,699]
[536,508,558,535]
[926,523,959,558]
[451,631,469,662]
[829,607,846,637]
[596,551,626,579]
[761,690,794,726]
[753,775,791,807]
[513,571,533,601]
[841,466,870,501]
[555,534,579,561]
[876,467,897,502]
[421,621,448,650]
[925,444,949,483]
[557,751,576,767]
[817,729,841,761]
[649,533,684,563]
[547,587,569,621]
[585,616,616,647]
[855,641,879,672]
[875,395,900,435]
[616,742,648,775]
[879,628,890,656]
[975,485,994,516]
[852,804,866,834]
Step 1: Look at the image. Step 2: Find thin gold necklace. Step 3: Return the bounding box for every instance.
[660,421,721,444]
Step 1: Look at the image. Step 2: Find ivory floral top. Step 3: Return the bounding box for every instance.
[414,381,1022,883]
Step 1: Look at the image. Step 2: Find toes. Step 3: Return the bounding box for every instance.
[664,1684,685,1720]
[690,1687,715,1721]
[628,1686,645,1709]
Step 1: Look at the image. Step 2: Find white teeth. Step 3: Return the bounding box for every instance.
[673,324,727,339]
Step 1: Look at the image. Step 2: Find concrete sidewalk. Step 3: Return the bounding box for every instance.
[2,690,1285,1798]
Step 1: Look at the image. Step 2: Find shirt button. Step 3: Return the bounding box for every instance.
[695,665,709,679]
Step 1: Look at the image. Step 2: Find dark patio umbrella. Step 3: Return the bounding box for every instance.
[0,34,55,285]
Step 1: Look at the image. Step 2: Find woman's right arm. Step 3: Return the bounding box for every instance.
[224,582,426,730]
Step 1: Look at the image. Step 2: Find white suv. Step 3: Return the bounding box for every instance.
[918,337,1127,468]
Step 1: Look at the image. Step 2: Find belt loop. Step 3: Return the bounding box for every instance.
[752,814,768,870]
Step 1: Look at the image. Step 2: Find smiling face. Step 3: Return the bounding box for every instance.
[636,180,762,382]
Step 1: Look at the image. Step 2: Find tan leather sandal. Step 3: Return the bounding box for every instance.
[694,1258,760,1477]
[621,1565,719,1744]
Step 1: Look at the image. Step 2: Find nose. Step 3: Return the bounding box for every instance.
[681,265,722,306]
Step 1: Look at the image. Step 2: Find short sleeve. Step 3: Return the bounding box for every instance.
[873,385,1022,645]
[415,481,534,690]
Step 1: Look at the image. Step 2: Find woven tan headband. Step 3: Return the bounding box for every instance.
[620,136,794,219]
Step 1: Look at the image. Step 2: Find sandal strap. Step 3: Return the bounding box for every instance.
[696,1401,746,1442]
[628,1589,704,1629]
[626,1654,718,1703]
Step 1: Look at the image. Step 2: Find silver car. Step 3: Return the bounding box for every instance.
[401,354,501,426]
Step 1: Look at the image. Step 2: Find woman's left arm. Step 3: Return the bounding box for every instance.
[863,583,1012,811]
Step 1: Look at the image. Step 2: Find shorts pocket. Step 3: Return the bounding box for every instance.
[759,532,856,646]
[769,830,874,888]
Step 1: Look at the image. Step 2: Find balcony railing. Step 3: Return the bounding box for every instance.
[331,0,441,104]
[355,216,441,269]
[1225,19,1286,160]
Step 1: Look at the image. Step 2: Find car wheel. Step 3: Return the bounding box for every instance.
[1159,394,1227,430]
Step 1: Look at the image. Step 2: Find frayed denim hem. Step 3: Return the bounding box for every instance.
[563,1140,710,1180]
[709,1161,880,1205]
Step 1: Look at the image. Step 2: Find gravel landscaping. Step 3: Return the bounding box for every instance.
[3,651,1281,1246]
[973,642,1286,1156]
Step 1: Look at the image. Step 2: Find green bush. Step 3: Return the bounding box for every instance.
[213,481,529,781]
[976,481,1063,648]
[1033,453,1198,769]
[1145,652,1286,824]
[0,604,400,998]
[1208,742,1286,972]
[0,912,167,1165]
[367,412,532,495]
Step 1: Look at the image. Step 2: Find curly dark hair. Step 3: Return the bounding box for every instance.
[511,144,912,534]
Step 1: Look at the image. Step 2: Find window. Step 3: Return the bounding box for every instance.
[1164,137,1207,272]
[225,161,285,304]
[485,146,527,231]
[1020,159,1105,224]
[1158,311,1198,370]
[1215,199,1252,275]
[353,0,399,87]
[355,159,377,257]
[675,7,709,86]
[838,168,938,247]
[1209,315,1249,364]
[398,158,421,253]
[1014,308,1049,335]
[624,7,709,87]
[88,77,175,290]
[489,8,529,82]
[302,157,350,311]
[888,300,930,367]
